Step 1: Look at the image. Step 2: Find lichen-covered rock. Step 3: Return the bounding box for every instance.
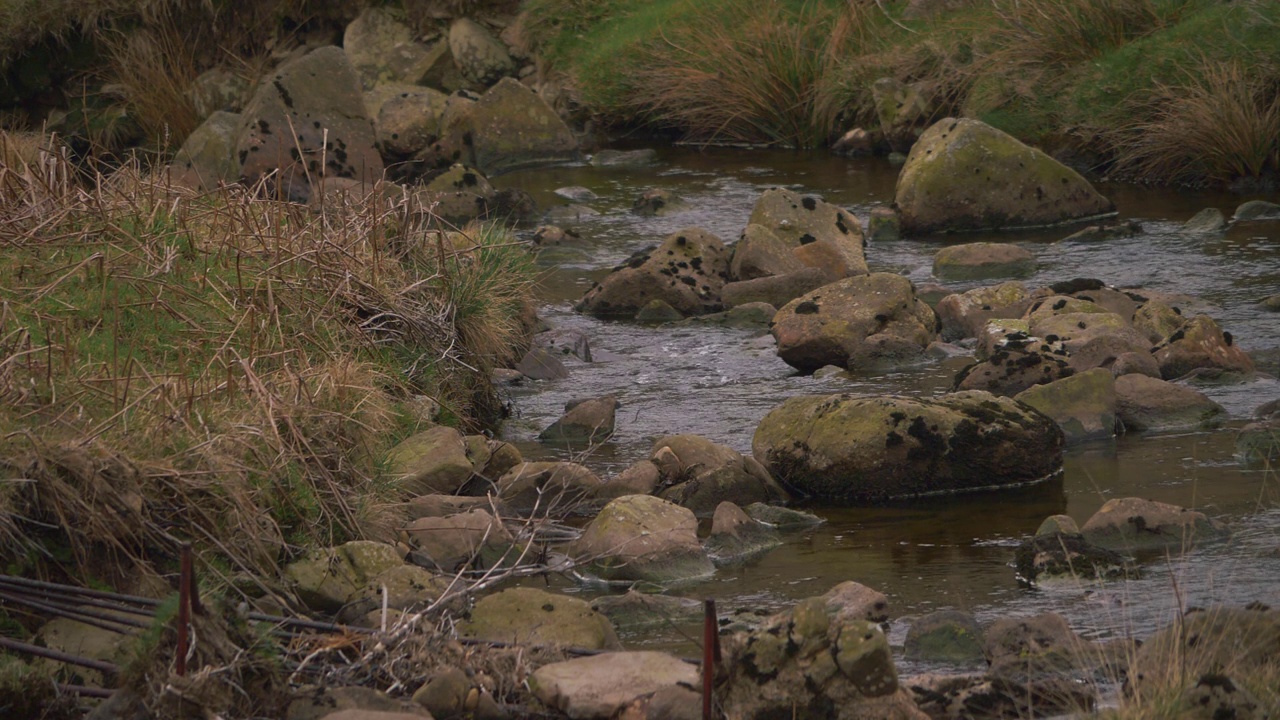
[717,583,923,720]
[449,18,516,87]
[747,188,867,278]
[187,67,249,120]
[403,509,516,573]
[983,613,1095,680]
[460,587,621,650]
[1080,497,1227,552]
[596,460,662,499]
[651,434,789,516]
[1013,532,1136,585]
[236,47,383,202]
[1152,314,1255,380]
[170,110,241,191]
[904,610,985,664]
[365,83,449,158]
[569,495,714,585]
[752,391,1064,503]
[1014,368,1116,443]
[1133,299,1186,343]
[730,223,805,280]
[1129,606,1280,701]
[895,118,1114,234]
[932,242,1034,281]
[284,541,405,613]
[703,501,782,564]
[953,333,1074,397]
[771,273,937,372]
[721,267,829,309]
[935,282,1032,342]
[385,426,474,495]
[539,396,618,445]
[1114,373,1226,433]
[340,563,450,623]
[345,7,447,89]
[496,462,603,514]
[872,77,931,152]
[576,228,730,319]
[530,652,699,720]
[466,78,579,175]
[904,672,1096,720]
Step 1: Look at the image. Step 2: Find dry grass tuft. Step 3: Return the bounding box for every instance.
[98,8,201,150]
[1109,59,1280,187]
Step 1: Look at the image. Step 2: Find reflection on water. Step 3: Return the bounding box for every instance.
[495,147,1280,657]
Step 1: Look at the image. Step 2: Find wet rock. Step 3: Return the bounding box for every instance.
[529,651,699,719]
[743,502,826,530]
[1152,314,1255,380]
[496,461,603,514]
[1260,294,1280,312]
[895,118,1114,234]
[1035,514,1079,536]
[872,77,931,152]
[730,223,806,280]
[597,460,662,499]
[1014,532,1136,585]
[1231,199,1280,221]
[771,273,937,372]
[590,590,703,631]
[1182,207,1228,233]
[403,509,515,572]
[932,242,1034,281]
[983,613,1095,680]
[1109,350,1162,379]
[832,127,877,157]
[386,426,473,495]
[717,583,920,720]
[236,47,382,202]
[532,224,581,247]
[904,672,1095,720]
[366,84,449,158]
[1014,368,1116,443]
[1177,674,1267,720]
[576,228,730,319]
[631,188,688,216]
[569,495,714,585]
[651,434,789,516]
[448,18,515,87]
[615,686,701,720]
[590,148,658,167]
[905,611,984,665]
[404,494,502,520]
[492,368,524,385]
[1114,373,1226,433]
[748,188,867,279]
[188,67,249,119]
[515,346,570,380]
[635,299,684,322]
[868,206,901,242]
[533,328,592,362]
[288,686,429,720]
[953,334,1074,397]
[169,111,241,190]
[934,282,1032,342]
[539,396,618,445]
[1080,497,1227,552]
[461,587,622,650]
[544,204,600,224]
[680,302,777,330]
[1237,421,1280,464]
[554,185,598,202]
[721,267,829,309]
[1059,219,1142,242]
[466,78,579,175]
[703,501,782,564]
[285,541,405,613]
[753,391,1063,503]
[1067,333,1157,375]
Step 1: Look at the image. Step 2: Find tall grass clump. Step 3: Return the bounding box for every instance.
[98,8,200,150]
[0,134,536,592]
[1109,59,1280,187]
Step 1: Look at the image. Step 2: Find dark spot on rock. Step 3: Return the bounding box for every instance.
[677,261,689,269]
[981,304,992,311]
[1045,334,1059,343]
[1053,299,1068,311]
[314,121,321,129]
[1223,331,1233,346]
[802,197,817,211]
[874,313,889,324]
[542,602,556,612]
[462,172,478,186]
[256,119,271,134]
[238,150,248,164]
[799,233,816,245]
[836,215,850,235]
[795,301,820,315]
[1078,321,1087,329]
[1173,306,1182,315]
[677,236,687,246]
[273,79,294,108]
[1030,301,1044,314]
[1078,295,1094,302]
[680,276,697,287]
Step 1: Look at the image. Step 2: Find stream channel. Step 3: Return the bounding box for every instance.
[490,146,1280,673]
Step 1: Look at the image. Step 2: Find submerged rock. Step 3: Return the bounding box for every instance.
[1013,368,1117,443]
[1232,199,1280,222]
[752,391,1063,503]
[894,118,1114,234]
[904,610,985,665]
[703,501,782,564]
[539,396,618,445]
[1182,207,1228,233]
[651,434,789,516]
[1014,532,1136,585]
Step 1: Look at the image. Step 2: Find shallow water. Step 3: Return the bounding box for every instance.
[491,147,1280,663]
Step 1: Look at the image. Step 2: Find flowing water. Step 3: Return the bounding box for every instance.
[491,147,1280,667]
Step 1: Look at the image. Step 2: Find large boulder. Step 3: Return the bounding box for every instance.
[952,333,1074,396]
[569,495,714,585]
[448,18,516,88]
[460,587,621,650]
[747,188,868,279]
[721,267,829,309]
[1128,606,1280,700]
[1114,374,1226,432]
[170,110,241,190]
[384,426,474,495]
[771,273,938,372]
[403,509,516,573]
[236,47,383,202]
[466,78,579,175]
[576,228,730,319]
[1013,368,1116,443]
[894,118,1114,234]
[529,651,699,720]
[1080,497,1227,552]
[496,462,603,514]
[752,391,1064,503]
[365,83,449,158]
[1152,314,1255,379]
[729,223,806,280]
[344,8,447,89]
[650,434,789,516]
[717,583,924,720]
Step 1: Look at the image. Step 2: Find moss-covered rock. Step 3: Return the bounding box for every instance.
[771,273,937,372]
[569,494,714,585]
[1152,314,1255,380]
[345,7,449,90]
[466,77,579,175]
[284,540,406,613]
[748,188,867,279]
[460,587,622,650]
[651,434,789,516]
[448,18,516,88]
[403,509,516,573]
[935,281,1032,342]
[752,391,1063,503]
[496,461,603,514]
[730,223,805,281]
[538,395,618,445]
[1014,368,1116,443]
[895,118,1114,234]
[530,651,700,719]
[365,83,449,158]
[904,610,985,665]
[932,242,1034,281]
[170,110,241,191]
[1114,373,1226,432]
[385,426,474,495]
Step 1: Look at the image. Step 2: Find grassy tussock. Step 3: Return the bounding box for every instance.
[0,134,535,590]
[98,8,200,150]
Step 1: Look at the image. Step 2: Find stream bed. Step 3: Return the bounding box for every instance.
[490,146,1280,669]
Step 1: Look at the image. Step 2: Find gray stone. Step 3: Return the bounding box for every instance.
[631,188,688,216]
[904,611,985,664]
[1182,207,1228,233]
[1081,497,1227,552]
[703,501,782,564]
[932,242,1034,281]
[1014,368,1116,443]
[721,267,829,309]
[404,509,515,572]
[651,434,789,516]
[467,78,579,175]
[1232,199,1280,221]
[569,495,714,585]
[448,18,516,87]
[1114,373,1226,433]
[590,148,658,167]
[577,228,730,319]
[496,462,603,514]
[539,396,618,444]
[516,347,570,380]
[385,426,474,495]
[530,652,699,720]
[188,67,249,120]
[730,223,805,281]
[170,111,241,190]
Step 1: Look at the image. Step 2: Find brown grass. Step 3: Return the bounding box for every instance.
[1109,59,1280,187]
[98,7,201,150]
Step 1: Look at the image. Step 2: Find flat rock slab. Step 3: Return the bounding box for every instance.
[530,651,699,719]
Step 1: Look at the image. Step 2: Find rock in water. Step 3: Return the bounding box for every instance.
[576,228,730,319]
[466,78,579,175]
[895,118,1113,234]
[236,47,383,202]
[753,391,1063,503]
[569,495,714,585]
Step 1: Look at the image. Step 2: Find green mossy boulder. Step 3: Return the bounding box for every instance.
[932,242,1035,281]
[170,110,241,191]
[385,425,474,495]
[569,495,714,585]
[461,587,622,650]
[577,228,730,319]
[1014,368,1117,443]
[466,77,579,175]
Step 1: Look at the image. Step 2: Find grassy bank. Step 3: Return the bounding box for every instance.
[0,132,535,593]
[527,0,1280,187]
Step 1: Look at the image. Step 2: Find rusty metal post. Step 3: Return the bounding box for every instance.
[703,598,717,720]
